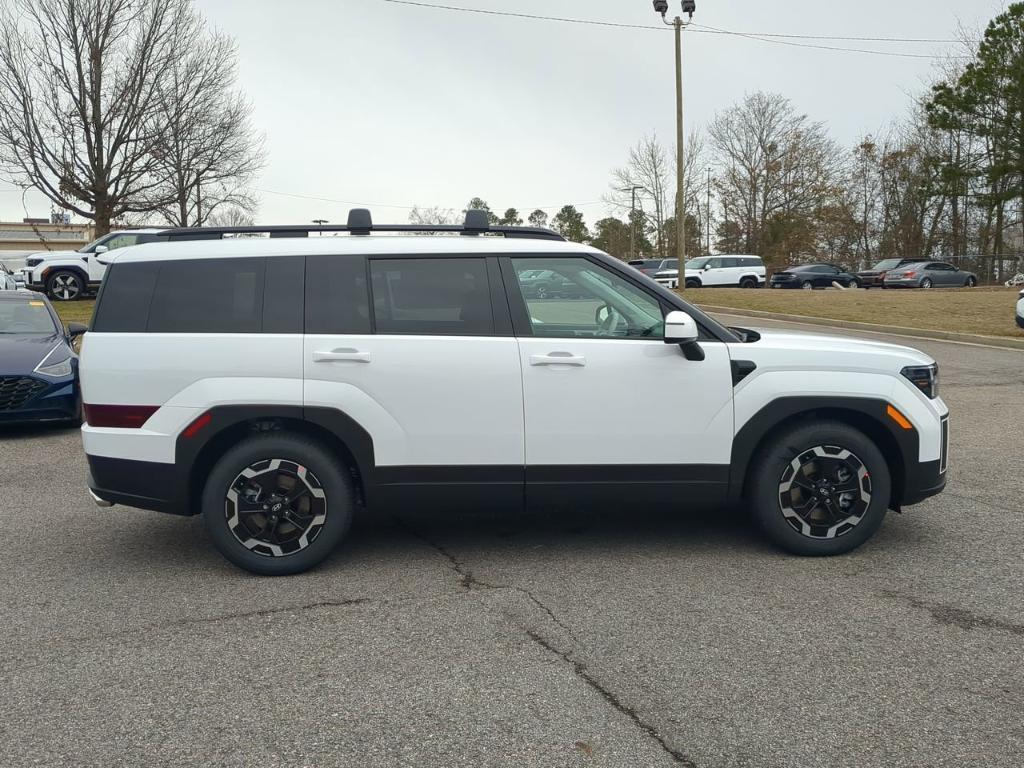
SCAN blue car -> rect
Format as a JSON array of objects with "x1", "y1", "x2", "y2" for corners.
[{"x1": 0, "y1": 290, "x2": 86, "y2": 425}]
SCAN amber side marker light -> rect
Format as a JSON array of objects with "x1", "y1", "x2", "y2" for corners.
[{"x1": 887, "y1": 404, "x2": 914, "y2": 430}]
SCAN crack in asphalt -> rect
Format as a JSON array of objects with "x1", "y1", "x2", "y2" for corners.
[
  {"x1": 390, "y1": 514, "x2": 583, "y2": 645},
  {"x1": 391, "y1": 514, "x2": 694, "y2": 764},
  {"x1": 524, "y1": 630, "x2": 697, "y2": 767},
  {"x1": 881, "y1": 591, "x2": 1024, "y2": 636}
]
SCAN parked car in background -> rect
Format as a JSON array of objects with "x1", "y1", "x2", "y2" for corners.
[
  {"x1": 0, "y1": 262, "x2": 17, "y2": 290},
  {"x1": 857, "y1": 258, "x2": 925, "y2": 289},
  {"x1": 770, "y1": 264, "x2": 862, "y2": 290},
  {"x1": 883, "y1": 262, "x2": 978, "y2": 289},
  {"x1": 655, "y1": 255, "x2": 765, "y2": 289},
  {"x1": 517, "y1": 269, "x2": 584, "y2": 299},
  {"x1": 0, "y1": 290, "x2": 85, "y2": 425},
  {"x1": 21, "y1": 228, "x2": 165, "y2": 301},
  {"x1": 1016, "y1": 290, "x2": 1024, "y2": 329},
  {"x1": 628, "y1": 258, "x2": 678, "y2": 277}
]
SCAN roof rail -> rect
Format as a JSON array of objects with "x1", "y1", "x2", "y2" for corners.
[{"x1": 157, "y1": 208, "x2": 566, "y2": 241}]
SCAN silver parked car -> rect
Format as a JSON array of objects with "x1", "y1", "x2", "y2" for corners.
[{"x1": 884, "y1": 261, "x2": 978, "y2": 289}]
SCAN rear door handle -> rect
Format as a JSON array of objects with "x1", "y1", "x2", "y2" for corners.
[
  {"x1": 530, "y1": 352, "x2": 586, "y2": 367},
  {"x1": 313, "y1": 348, "x2": 371, "y2": 363}
]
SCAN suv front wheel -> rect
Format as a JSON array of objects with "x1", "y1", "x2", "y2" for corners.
[
  {"x1": 747, "y1": 421, "x2": 891, "y2": 556},
  {"x1": 202, "y1": 433, "x2": 354, "y2": 575},
  {"x1": 47, "y1": 270, "x2": 84, "y2": 301}
]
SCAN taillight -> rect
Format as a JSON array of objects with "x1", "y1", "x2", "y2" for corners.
[
  {"x1": 903, "y1": 270, "x2": 917, "y2": 278},
  {"x1": 83, "y1": 404, "x2": 159, "y2": 428}
]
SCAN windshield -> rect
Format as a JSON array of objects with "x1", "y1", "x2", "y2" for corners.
[
  {"x1": 0, "y1": 300, "x2": 58, "y2": 334},
  {"x1": 685, "y1": 258, "x2": 710, "y2": 270},
  {"x1": 872, "y1": 259, "x2": 903, "y2": 270}
]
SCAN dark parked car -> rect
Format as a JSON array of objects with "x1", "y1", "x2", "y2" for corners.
[
  {"x1": 627, "y1": 258, "x2": 678, "y2": 277},
  {"x1": 0, "y1": 290, "x2": 86, "y2": 425},
  {"x1": 857, "y1": 258, "x2": 926, "y2": 289},
  {"x1": 883, "y1": 262, "x2": 979, "y2": 289},
  {"x1": 770, "y1": 264, "x2": 861, "y2": 290},
  {"x1": 517, "y1": 269, "x2": 585, "y2": 299}
]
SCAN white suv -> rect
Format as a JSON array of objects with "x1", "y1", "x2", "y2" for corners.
[
  {"x1": 655, "y1": 255, "x2": 766, "y2": 289},
  {"x1": 80, "y1": 211, "x2": 949, "y2": 575},
  {"x1": 22, "y1": 229, "x2": 165, "y2": 301}
]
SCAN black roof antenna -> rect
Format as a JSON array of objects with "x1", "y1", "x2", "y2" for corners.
[{"x1": 348, "y1": 208, "x2": 372, "y2": 235}]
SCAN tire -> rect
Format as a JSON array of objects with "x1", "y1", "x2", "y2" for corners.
[
  {"x1": 801, "y1": 281, "x2": 814, "y2": 290},
  {"x1": 739, "y1": 277, "x2": 757, "y2": 289},
  {"x1": 849, "y1": 278, "x2": 862, "y2": 289},
  {"x1": 535, "y1": 284, "x2": 549, "y2": 299},
  {"x1": 202, "y1": 433, "x2": 355, "y2": 576},
  {"x1": 921, "y1": 278, "x2": 933, "y2": 289},
  {"x1": 685, "y1": 278, "x2": 701, "y2": 289},
  {"x1": 46, "y1": 270, "x2": 84, "y2": 301},
  {"x1": 964, "y1": 276, "x2": 976, "y2": 288},
  {"x1": 747, "y1": 420, "x2": 891, "y2": 556}
]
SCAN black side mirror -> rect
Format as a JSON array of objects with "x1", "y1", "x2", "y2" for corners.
[{"x1": 67, "y1": 322, "x2": 88, "y2": 338}]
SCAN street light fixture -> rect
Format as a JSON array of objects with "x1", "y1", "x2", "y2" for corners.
[{"x1": 652, "y1": 0, "x2": 696, "y2": 289}]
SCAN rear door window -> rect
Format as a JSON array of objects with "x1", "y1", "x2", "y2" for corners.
[
  {"x1": 305, "y1": 255, "x2": 371, "y2": 334},
  {"x1": 369, "y1": 258, "x2": 494, "y2": 336}
]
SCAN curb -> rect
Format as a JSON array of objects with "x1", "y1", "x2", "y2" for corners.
[{"x1": 698, "y1": 305, "x2": 1024, "y2": 351}]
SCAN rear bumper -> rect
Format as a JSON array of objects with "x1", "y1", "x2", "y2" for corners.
[
  {"x1": 86, "y1": 455, "x2": 191, "y2": 515},
  {"x1": 883, "y1": 280, "x2": 918, "y2": 288}
]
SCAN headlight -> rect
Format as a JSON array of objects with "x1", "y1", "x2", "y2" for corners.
[
  {"x1": 34, "y1": 346, "x2": 74, "y2": 378},
  {"x1": 901, "y1": 364, "x2": 938, "y2": 399},
  {"x1": 25, "y1": 258, "x2": 42, "y2": 268}
]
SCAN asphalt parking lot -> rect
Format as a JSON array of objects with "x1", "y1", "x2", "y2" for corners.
[{"x1": 1, "y1": 316, "x2": 1022, "y2": 767}]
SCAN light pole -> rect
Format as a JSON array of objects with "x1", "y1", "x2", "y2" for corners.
[
  {"x1": 618, "y1": 185, "x2": 646, "y2": 260},
  {"x1": 706, "y1": 166, "x2": 712, "y2": 256},
  {"x1": 654, "y1": 0, "x2": 695, "y2": 290}
]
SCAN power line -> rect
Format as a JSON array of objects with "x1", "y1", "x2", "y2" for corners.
[{"x1": 380, "y1": 0, "x2": 975, "y2": 58}]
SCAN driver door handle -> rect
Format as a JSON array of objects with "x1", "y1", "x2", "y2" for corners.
[{"x1": 530, "y1": 352, "x2": 586, "y2": 367}]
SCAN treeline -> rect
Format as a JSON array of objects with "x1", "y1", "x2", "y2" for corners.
[{"x1": 425, "y1": 5, "x2": 1023, "y2": 282}]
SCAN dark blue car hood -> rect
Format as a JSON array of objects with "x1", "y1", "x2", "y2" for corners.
[{"x1": 0, "y1": 333, "x2": 67, "y2": 375}]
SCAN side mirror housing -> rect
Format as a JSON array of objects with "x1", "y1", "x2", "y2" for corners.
[
  {"x1": 93, "y1": 245, "x2": 108, "y2": 254},
  {"x1": 664, "y1": 310, "x2": 698, "y2": 344},
  {"x1": 67, "y1": 322, "x2": 88, "y2": 338}
]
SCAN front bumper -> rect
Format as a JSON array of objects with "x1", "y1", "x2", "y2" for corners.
[
  {"x1": 858, "y1": 274, "x2": 886, "y2": 287},
  {"x1": 0, "y1": 376, "x2": 78, "y2": 425}
]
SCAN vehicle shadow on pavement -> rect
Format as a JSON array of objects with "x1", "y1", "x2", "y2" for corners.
[{"x1": 0, "y1": 422, "x2": 80, "y2": 441}]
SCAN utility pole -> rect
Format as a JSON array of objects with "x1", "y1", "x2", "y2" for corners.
[
  {"x1": 654, "y1": 0, "x2": 696, "y2": 290},
  {"x1": 706, "y1": 166, "x2": 712, "y2": 255},
  {"x1": 618, "y1": 185, "x2": 645, "y2": 260}
]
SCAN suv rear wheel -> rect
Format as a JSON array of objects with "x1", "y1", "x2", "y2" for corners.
[
  {"x1": 47, "y1": 270, "x2": 84, "y2": 301},
  {"x1": 202, "y1": 433, "x2": 354, "y2": 575},
  {"x1": 747, "y1": 421, "x2": 891, "y2": 556}
]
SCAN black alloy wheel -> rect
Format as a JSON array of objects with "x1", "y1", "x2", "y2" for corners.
[
  {"x1": 203, "y1": 433, "x2": 354, "y2": 575},
  {"x1": 748, "y1": 421, "x2": 891, "y2": 556}
]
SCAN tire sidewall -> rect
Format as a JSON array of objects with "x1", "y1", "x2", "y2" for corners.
[
  {"x1": 749, "y1": 421, "x2": 891, "y2": 556},
  {"x1": 202, "y1": 434, "x2": 353, "y2": 576}
]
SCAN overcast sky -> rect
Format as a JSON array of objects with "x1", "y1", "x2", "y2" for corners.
[{"x1": 0, "y1": 0, "x2": 1001, "y2": 227}]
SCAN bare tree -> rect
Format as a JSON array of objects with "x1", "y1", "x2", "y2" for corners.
[
  {"x1": 409, "y1": 205, "x2": 457, "y2": 226},
  {"x1": 608, "y1": 131, "x2": 705, "y2": 258},
  {"x1": 207, "y1": 206, "x2": 255, "y2": 228},
  {"x1": 153, "y1": 28, "x2": 263, "y2": 227},
  {"x1": 709, "y1": 92, "x2": 843, "y2": 265},
  {"x1": 0, "y1": 0, "x2": 197, "y2": 235}
]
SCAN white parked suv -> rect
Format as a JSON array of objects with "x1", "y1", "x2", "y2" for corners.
[
  {"x1": 80, "y1": 211, "x2": 949, "y2": 575},
  {"x1": 22, "y1": 229, "x2": 165, "y2": 301},
  {"x1": 655, "y1": 255, "x2": 766, "y2": 289}
]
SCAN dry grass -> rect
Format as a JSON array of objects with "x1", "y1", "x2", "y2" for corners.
[
  {"x1": 53, "y1": 299, "x2": 95, "y2": 327},
  {"x1": 689, "y1": 286, "x2": 1024, "y2": 339}
]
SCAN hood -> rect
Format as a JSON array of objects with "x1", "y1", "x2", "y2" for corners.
[
  {"x1": 0, "y1": 333, "x2": 68, "y2": 375},
  {"x1": 731, "y1": 328, "x2": 933, "y2": 373}
]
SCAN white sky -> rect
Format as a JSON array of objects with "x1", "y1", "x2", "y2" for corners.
[{"x1": 0, "y1": 0, "x2": 999, "y2": 227}]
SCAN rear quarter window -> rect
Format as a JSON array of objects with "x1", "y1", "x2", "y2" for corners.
[{"x1": 92, "y1": 256, "x2": 304, "y2": 334}]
